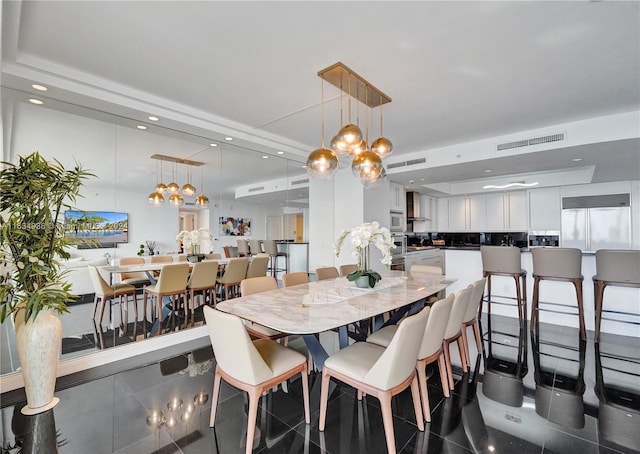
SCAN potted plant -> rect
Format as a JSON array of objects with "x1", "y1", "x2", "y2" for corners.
[
  {"x1": 177, "y1": 228, "x2": 212, "y2": 262},
  {"x1": 334, "y1": 221, "x2": 395, "y2": 288},
  {"x1": 0, "y1": 152, "x2": 92, "y2": 414}
]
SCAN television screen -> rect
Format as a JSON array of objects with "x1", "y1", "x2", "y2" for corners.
[{"x1": 64, "y1": 211, "x2": 128, "y2": 248}]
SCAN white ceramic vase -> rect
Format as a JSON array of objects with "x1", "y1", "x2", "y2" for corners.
[{"x1": 15, "y1": 310, "x2": 62, "y2": 415}]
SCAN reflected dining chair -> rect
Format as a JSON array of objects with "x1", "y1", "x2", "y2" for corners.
[
  {"x1": 367, "y1": 294, "x2": 454, "y2": 422},
  {"x1": 203, "y1": 306, "x2": 310, "y2": 454},
  {"x1": 118, "y1": 257, "x2": 150, "y2": 287},
  {"x1": 245, "y1": 254, "x2": 269, "y2": 279},
  {"x1": 461, "y1": 278, "x2": 486, "y2": 365},
  {"x1": 339, "y1": 264, "x2": 358, "y2": 277},
  {"x1": 88, "y1": 266, "x2": 137, "y2": 326},
  {"x1": 239, "y1": 276, "x2": 288, "y2": 342},
  {"x1": 143, "y1": 262, "x2": 190, "y2": 336},
  {"x1": 216, "y1": 257, "x2": 249, "y2": 300},
  {"x1": 319, "y1": 306, "x2": 430, "y2": 454},
  {"x1": 315, "y1": 267, "x2": 339, "y2": 281},
  {"x1": 186, "y1": 260, "x2": 219, "y2": 321},
  {"x1": 442, "y1": 285, "x2": 472, "y2": 389},
  {"x1": 282, "y1": 272, "x2": 310, "y2": 287}
]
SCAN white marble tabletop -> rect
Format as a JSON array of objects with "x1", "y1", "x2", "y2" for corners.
[
  {"x1": 216, "y1": 270, "x2": 456, "y2": 335},
  {"x1": 100, "y1": 258, "x2": 229, "y2": 274}
]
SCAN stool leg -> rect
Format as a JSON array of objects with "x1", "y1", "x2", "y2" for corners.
[
  {"x1": 486, "y1": 274, "x2": 492, "y2": 316},
  {"x1": 521, "y1": 273, "x2": 527, "y2": 321},
  {"x1": 594, "y1": 281, "x2": 605, "y2": 343},
  {"x1": 573, "y1": 278, "x2": 586, "y2": 341},
  {"x1": 514, "y1": 274, "x2": 523, "y2": 321},
  {"x1": 530, "y1": 276, "x2": 540, "y2": 332}
]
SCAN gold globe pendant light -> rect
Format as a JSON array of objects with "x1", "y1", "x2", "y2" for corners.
[
  {"x1": 148, "y1": 159, "x2": 166, "y2": 206},
  {"x1": 361, "y1": 166, "x2": 387, "y2": 189},
  {"x1": 181, "y1": 165, "x2": 196, "y2": 196},
  {"x1": 167, "y1": 162, "x2": 180, "y2": 194},
  {"x1": 155, "y1": 158, "x2": 167, "y2": 193},
  {"x1": 371, "y1": 94, "x2": 393, "y2": 158},
  {"x1": 335, "y1": 74, "x2": 363, "y2": 155},
  {"x1": 194, "y1": 166, "x2": 209, "y2": 208},
  {"x1": 352, "y1": 100, "x2": 383, "y2": 183},
  {"x1": 306, "y1": 79, "x2": 338, "y2": 179},
  {"x1": 169, "y1": 193, "x2": 184, "y2": 207},
  {"x1": 331, "y1": 89, "x2": 350, "y2": 157}
]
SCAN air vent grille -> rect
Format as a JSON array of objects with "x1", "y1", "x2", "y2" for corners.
[
  {"x1": 562, "y1": 193, "x2": 630, "y2": 209},
  {"x1": 291, "y1": 178, "x2": 309, "y2": 186},
  {"x1": 497, "y1": 133, "x2": 565, "y2": 151},
  {"x1": 247, "y1": 186, "x2": 265, "y2": 193},
  {"x1": 387, "y1": 158, "x2": 427, "y2": 169}
]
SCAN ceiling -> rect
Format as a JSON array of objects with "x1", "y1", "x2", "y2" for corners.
[{"x1": 1, "y1": 1, "x2": 639, "y2": 196}]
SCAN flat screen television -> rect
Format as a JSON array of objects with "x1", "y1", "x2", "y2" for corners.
[{"x1": 64, "y1": 211, "x2": 128, "y2": 248}]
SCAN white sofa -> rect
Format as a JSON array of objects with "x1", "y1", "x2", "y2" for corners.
[{"x1": 60, "y1": 256, "x2": 109, "y2": 298}]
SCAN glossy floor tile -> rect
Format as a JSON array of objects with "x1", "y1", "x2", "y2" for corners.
[{"x1": 1, "y1": 313, "x2": 638, "y2": 454}]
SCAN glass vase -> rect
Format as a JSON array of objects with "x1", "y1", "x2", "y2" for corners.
[{"x1": 358, "y1": 245, "x2": 370, "y2": 272}]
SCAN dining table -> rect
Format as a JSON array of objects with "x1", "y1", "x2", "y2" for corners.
[{"x1": 216, "y1": 270, "x2": 456, "y2": 371}]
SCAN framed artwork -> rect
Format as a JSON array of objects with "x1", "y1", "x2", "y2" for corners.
[{"x1": 219, "y1": 217, "x2": 251, "y2": 236}]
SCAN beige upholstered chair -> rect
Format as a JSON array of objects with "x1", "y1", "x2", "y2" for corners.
[
  {"x1": 216, "y1": 257, "x2": 249, "y2": 300},
  {"x1": 264, "y1": 240, "x2": 288, "y2": 277},
  {"x1": 480, "y1": 245, "x2": 527, "y2": 320},
  {"x1": 530, "y1": 247, "x2": 585, "y2": 339},
  {"x1": 245, "y1": 255, "x2": 269, "y2": 279},
  {"x1": 319, "y1": 306, "x2": 429, "y2": 454},
  {"x1": 186, "y1": 260, "x2": 218, "y2": 319},
  {"x1": 203, "y1": 306, "x2": 310, "y2": 454},
  {"x1": 315, "y1": 267, "x2": 339, "y2": 281},
  {"x1": 88, "y1": 266, "x2": 137, "y2": 325},
  {"x1": 237, "y1": 239, "x2": 250, "y2": 257},
  {"x1": 239, "y1": 276, "x2": 288, "y2": 342},
  {"x1": 282, "y1": 272, "x2": 310, "y2": 287},
  {"x1": 149, "y1": 254, "x2": 174, "y2": 278},
  {"x1": 593, "y1": 249, "x2": 640, "y2": 342},
  {"x1": 339, "y1": 264, "x2": 358, "y2": 277},
  {"x1": 461, "y1": 278, "x2": 486, "y2": 365},
  {"x1": 205, "y1": 253, "x2": 222, "y2": 260},
  {"x1": 249, "y1": 239, "x2": 263, "y2": 256},
  {"x1": 367, "y1": 294, "x2": 454, "y2": 422},
  {"x1": 409, "y1": 264, "x2": 442, "y2": 276},
  {"x1": 223, "y1": 246, "x2": 239, "y2": 258},
  {"x1": 176, "y1": 255, "x2": 188, "y2": 262},
  {"x1": 143, "y1": 263, "x2": 190, "y2": 336},
  {"x1": 118, "y1": 257, "x2": 150, "y2": 287},
  {"x1": 442, "y1": 286, "x2": 472, "y2": 389}
]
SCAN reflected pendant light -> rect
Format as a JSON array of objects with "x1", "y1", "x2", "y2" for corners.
[
  {"x1": 361, "y1": 166, "x2": 387, "y2": 189},
  {"x1": 194, "y1": 166, "x2": 209, "y2": 208},
  {"x1": 335, "y1": 74, "x2": 363, "y2": 154},
  {"x1": 167, "y1": 162, "x2": 179, "y2": 194},
  {"x1": 306, "y1": 79, "x2": 338, "y2": 179},
  {"x1": 371, "y1": 93, "x2": 393, "y2": 158},
  {"x1": 182, "y1": 165, "x2": 196, "y2": 196},
  {"x1": 148, "y1": 160, "x2": 166, "y2": 206}
]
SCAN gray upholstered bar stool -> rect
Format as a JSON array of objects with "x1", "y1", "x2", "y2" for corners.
[
  {"x1": 264, "y1": 240, "x2": 289, "y2": 278},
  {"x1": 249, "y1": 239, "x2": 263, "y2": 256},
  {"x1": 237, "y1": 239, "x2": 250, "y2": 257},
  {"x1": 480, "y1": 246, "x2": 527, "y2": 321},
  {"x1": 530, "y1": 247, "x2": 585, "y2": 340},
  {"x1": 593, "y1": 249, "x2": 640, "y2": 342}
]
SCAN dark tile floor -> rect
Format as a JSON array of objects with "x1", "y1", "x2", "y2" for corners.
[{"x1": 1, "y1": 313, "x2": 639, "y2": 454}]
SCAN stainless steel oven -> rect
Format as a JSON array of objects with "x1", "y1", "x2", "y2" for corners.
[
  {"x1": 390, "y1": 211, "x2": 405, "y2": 233},
  {"x1": 391, "y1": 234, "x2": 407, "y2": 271}
]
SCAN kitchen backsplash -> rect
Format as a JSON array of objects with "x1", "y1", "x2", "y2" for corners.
[{"x1": 407, "y1": 232, "x2": 528, "y2": 248}]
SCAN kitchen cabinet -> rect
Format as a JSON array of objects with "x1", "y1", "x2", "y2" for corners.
[
  {"x1": 468, "y1": 195, "x2": 486, "y2": 230},
  {"x1": 528, "y1": 187, "x2": 561, "y2": 230},
  {"x1": 447, "y1": 195, "x2": 486, "y2": 231},
  {"x1": 436, "y1": 198, "x2": 449, "y2": 231},
  {"x1": 484, "y1": 191, "x2": 528, "y2": 231},
  {"x1": 448, "y1": 196, "x2": 467, "y2": 230},
  {"x1": 390, "y1": 182, "x2": 406, "y2": 214}
]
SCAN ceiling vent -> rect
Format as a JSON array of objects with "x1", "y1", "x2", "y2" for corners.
[
  {"x1": 291, "y1": 178, "x2": 309, "y2": 186},
  {"x1": 497, "y1": 133, "x2": 565, "y2": 151},
  {"x1": 247, "y1": 186, "x2": 265, "y2": 193},
  {"x1": 387, "y1": 157, "x2": 427, "y2": 169}
]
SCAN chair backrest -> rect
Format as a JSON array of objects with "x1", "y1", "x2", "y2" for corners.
[
  {"x1": 187, "y1": 260, "x2": 219, "y2": 289},
  {"x1": 203, "y1": 306, "x2": 274, "y2": 386},
  {"x1": 219, "y1": 257, "x2": 249, "y2": 284},
  {"x1": 241, "y1": 276, "x2": 278, "y2": 296},
  {"x1": 339, "y1": 264, "x2": 358, "y2": 277},
  {"x1": 463, "y1": 278, "x2": 486, "y2": 324},
  {"x1": 155, "y1": 262, "x2": 190, "y2": 293},
  {"x1": 249, "y1": 239, "x2": 263, "y2": 255},
  {"x1": 409, "y1": 264, "x2": 442, "y2": 277},
  {"x1": 480, "y1": 246, "x2": 522, "y2": 274},
  {"x1": 419, "y1": 294, "x2": 454, "y2": 359},
  {"x1": 246, "y1": 255, "x2": 269, "y2": 278},
  {"x1": 119, "y1": 256, "x2": 145, "y2": 280},
  {"x1": 444, "y1": 286, "x2": 472, "y2": 339},
  {"x1": 532, "y1": 247, "x2": 582, "y2": 279},
  {"x1": 282, "y1": 272, "x2": 310, "y2": 287},
  {"x1": 315, "y1": 267, "x2": 339, "y2": 281},
  {"x1": 205, "y1": 253, "x2": 222, "y2": 260},
  {"x1": 237, "y1": 239, "x2": 250, "y2": 255},
  {"x1": 176, "y1": 255, "x2": 188, "y2": 262},
  {"x1": 364, "y1": 306, "x2": 431, "y2": 390},
  {"x1": 150, "y1": 255, "x2": 174, "y2": 264},
  {"x1": 595, "y1": 249, "x2": 640, "y2": 284},
  {"x1": 88, "y1": 266, "x2": 112, "y2": 295},
  {"x1": 263, "y1": 239, "x2": 279, "y2": 255}
]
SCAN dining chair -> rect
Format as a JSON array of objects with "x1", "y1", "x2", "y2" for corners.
[
  {"x1": 223, "y1": 246, "x2": 239, "y2": 258},
  {"x1": 409, "y1": 264, "x2": 442, "y2": 276},
  {"x1": 186, "y1": 260, "x2": 219, "y2": 321},
  {"x1": 442, "y1": 285, "x2": 472, "y2": 389},
  {"x1": 339, "y1": 264, "x2": 358, "y2": 277},
  {"x1": 118, "y1": 256, "x2": 150, "y2": 287},
  {"x1": 461, "y1": 278, "x2": 486, "y2": 365},
  {"x1": 203, "y1": 306, "x2": 310, "y2": 454},
  {"x1": 282, "y1": 272, "x2": 310, "y2": 287},
  {"x1": 249, "y1": 239, "x2": 263, "y2": 256},
  {"x1": 143, "y1": 262, "x2": 190, "y2": 336},
  {"x1": 319, "y1": 305, "x2": 430, "y2": 454},
  {"x1": 315, "y1": 267, "x2": 339, "y2": 281},
  {"x1": 237, "y1": 239, "x2": 250, "y2": 257},
  {"x1": 149, "y1": 254, "x2": 174, "y2": 278},
  {"x1": 367, "y1": 294, "x2": 454, "y2": 422},
  {"x1": 88, "y1": 266, "x2": 137, "y2": 325},
  {"x1": 205, "y1": 253, "x2": 222, "y2": 260},
  {"x1": 239, "y1": 276, "x2": 288, "y2": 342},
  {"x1": 216, "y1": 257, "x2": 249, "y2": 300},
  {"x1": 245, "y1": 255, "x2": 269, "y2": 279}
]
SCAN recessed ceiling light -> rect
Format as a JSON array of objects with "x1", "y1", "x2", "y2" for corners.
[
  {"x1": 28, "y1": 98, "x2": 44, "y2": 105},
  {"x1": 277, "y1": 151, "x2": 285, "y2": 155},
  {"x1": 262, "y1": 155, "x2": 269, "y2": 159},
  {"x1": 484, "y1": 169, "x2": 492, "y2": 173},
  {"x1": 209, "y1": 143, "x2": 218, "y2": 147},
  {"x1": 302, "y1": 165, "x2": 307, "y2": 169},
  {"x1": 224, "y1": 137, "x2": 233, "y2": 141},
  {"x1": 136, "y1": 125, "x2": 147, "y2": 130},
  {"x1": 419, "y1": 178, "x2": 425, "y2": 181},
  {"x1": 572, "y1": 158, "x2": 583, "y2": 162},
  {"x1": 148, "y1": 116, "x2": 159, "y2": 122},
  {"x1": 31, "y1": 84, "x2": 48, "y2": 92}
]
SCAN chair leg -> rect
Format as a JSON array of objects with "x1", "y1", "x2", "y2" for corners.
[
  {"x1": 416, "y1": 363, "x2": 431, "y2": 422},
  {"x1": 472, "y1": 320, "x2": 483, "y2": 357},
  {"x1": 410, "y1": 375, "x2": 424, "y2": 431},
  {"x1": 209, "y1": 370, "x2": 222, "y2": 427},
  {"x1": 460, "y1": 325, "x2": 470, "y2": 368},
  {"x1": 378, "y1": 391, "x2": 397, "y2": 454},
  {"x1": 244, "y1": 388, "x2": 261, "y2": 454},
  {"x1": 300, "y1": 370, "x2": 310, "y2": 424},
  {"x1": 319, "y1": 368, "x2": 331, "y2": 431},
  {"x1": 92, "y1": 295, "x2": 99, "y2": 318},
  {"x1": 457, "y1": 336, "x2": 468, "y2": 373},
  {"x1": 98, "y1": 297, "x2": 107, "y2": 325},
  {"x1": 443, "y1": 340, "x2": 454, "y2": 390},
  {"x1": 437, "y1": 353, "x2": 450, "y2": 398}
]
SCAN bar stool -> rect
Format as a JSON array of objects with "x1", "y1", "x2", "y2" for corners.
[
  {"x1": 264, "y1": 240, "x2": 289, "y2": 278},
  {"x1": 593, "y1": 249, "x2": 640, "y2": 342},
  {"x1": 480, "y1": 246, "x2": 527, "y2": 321},
  {"x1": 530, "y1": 247, "x2": 585, "y2": 340},
  {"x1": 249, "y1": 239, "x2": 263, "y2": 256},
  {"x1": 237, "y1": 239, "x2": 250, "y2": 257}
]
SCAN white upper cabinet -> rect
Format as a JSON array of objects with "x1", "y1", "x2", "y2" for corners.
[
  {"x1": 468, "y1": 195, "x2": 487, "y2": 231},
  {"x1": 437, "y1": 198, "x2": 449, "y2": 231},
  {"x1": 390, "y1": 182, "x2": 406, "y2": 214},
  {"x1": 508, "y1": 191, "x2": 528, "y2": 230},
  {"x1": 448, "y1": 196, "x2": 468, "y2": 230},
  {"x1": 528, "y1": 187, "x2": 561, "y2": 230},
  {"x1": 486, "y1": 193, "x2": 506, "y2": 230},
  {"x1": 483, "y1": 191, "x2": 528, "y2": 231}
]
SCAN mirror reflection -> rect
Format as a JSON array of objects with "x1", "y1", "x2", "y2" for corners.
[{"x1": 0, "y1": 86, "x2": 309, "y2": 376}]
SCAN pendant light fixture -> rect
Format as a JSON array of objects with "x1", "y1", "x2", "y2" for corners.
[
  {"x1": 335, "y1": 74, "x2": 363, "y2": 155},
  {"x1": 194, "y1": 166, "x2": 209, "y2": 208},
  {"x1": 167, "y1": 162, "x2": 180, "y2": 194},
  {"x1": 306, "y1": 78, "x2": 338, "y2": 179},
  {"x1": 155, "y1": 158, "x2": 167, "y2": 193},
  {"x1": 148, "y1": 159, "x2": 166, "y2": 206},
  {"x1": 371, "y1": 93, "x2": 393, "y2": 158},
  {"x1": 352, "y1": 91, "x2": 383, "y2": 182},
  {"x1": 181, "y1": 165, "x2": 196, "y2": 196}
]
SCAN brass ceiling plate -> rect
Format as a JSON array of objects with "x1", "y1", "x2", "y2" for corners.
[
  {"x1": 150, "y1": 154, "x2": 204, "y2": 166},
  {"x1": 318, "y1": 62, "x2": 392, "y2": 108}
]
